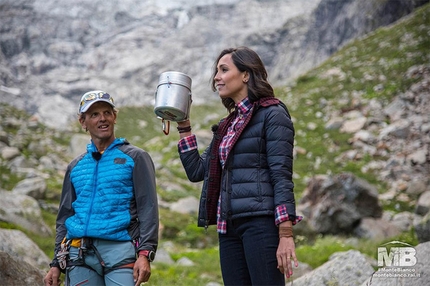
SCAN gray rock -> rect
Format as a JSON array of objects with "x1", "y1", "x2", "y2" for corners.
[
  {"x1": 153, "y1": 248, "x2": 174, "y2": 265},
  {"x1": 415, "y1": 213, "x2": 430, "y2": 243},
  {"x1": 169, "y1": 196, "x2": 199, "y2": 214},
  {"x1": 379, "y1": 119, "x2": 411, "y2": 139},
  {"x1": 301, "y1": 173, "x2": 382, "y2": 235},
  {"x1": 293, "y1": 250, "x2": 374, "y2": 286},
  {"x1": 360, "y1": 241, "x2": 430, "y2": 286},
  {"x1": 68, "y1": 133, "x2": 90, "y2": 158},
  {"x1": 407, "y1": 148, "x2": 429, "y2": 165},
  {"x1": 325, "y1": 117, "x2": 344, "y2": 130},
  {"x1": 0, "y1": 190, "x2": 52, "y2": 236},
  {"x1": 353, "y1": 217, "x2": 401, "y2": 240},
  {"x1": 0, "y1": 251, "x2": 45, "y2": 286},
  {"x1": 285, "y1": 261, "x2": 313, "y2": 282},
  {"x1": 383, "y1": 97, "x2": 406, "y2": 121},
  {"x1": 0, "y1": 229, "x2": 50, "y2": 271},
  {"x1": 176, "y1": 257, "x2": 195, "y2": 266},
  {"x1": 416, "y1": 191, "x2": 430, "y2": 216},
  {"x1": 1, "y1": 146, "x2": 20, "y2": 160},
  {"x1": 406, "y1": 179, "x2": 428, "y2": 197},
  {"x1": 391, "y1": 211, "x2": 415, "y2": 232},
  {"x1": 12, "y1": 177, "x2": 47, "y2": 199},
  {"x1": 7, "y1": 155, "x2": 35, "y2": 173},
  {"x1": 340, "y1": 117, "x2": 367, "y2": 133}
]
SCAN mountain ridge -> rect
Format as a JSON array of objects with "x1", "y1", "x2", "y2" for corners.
[{"x1": 1, "y1": 0, "x2": 428, "y2": 129}]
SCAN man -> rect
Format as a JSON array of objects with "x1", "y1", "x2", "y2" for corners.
[{"x1": 44, "y1": 90, "x2": 159, "y2": 286}]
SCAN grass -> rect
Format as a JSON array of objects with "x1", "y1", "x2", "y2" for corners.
[
  {"x1": 0, "y1": 165, "x2": 23, "y2": 190},
  {"x1": 149, "y1": 247, "x2": 222, "y2": 286}
]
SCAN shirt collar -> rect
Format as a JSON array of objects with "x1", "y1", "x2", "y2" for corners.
[{"x1": 236, "y1": 97, "x2": 253, "y2": 116}]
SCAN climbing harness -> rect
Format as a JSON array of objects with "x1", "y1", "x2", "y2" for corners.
[{"x1": 57, "y1": 237, "x2": 135, "y2": 274}]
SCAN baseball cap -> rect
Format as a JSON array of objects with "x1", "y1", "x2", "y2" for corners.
[{"x1": 79, "y1": 90, "x2": 115, "y2": 113}]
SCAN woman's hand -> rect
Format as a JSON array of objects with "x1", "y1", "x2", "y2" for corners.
[
  {"x1": 276, "y1": 221, "x2": 298, "y2": 278},
  {"x1": 276, "y1": 236, "x2": 298, "y2": 278}
]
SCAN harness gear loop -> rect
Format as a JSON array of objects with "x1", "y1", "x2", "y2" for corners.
[{"x1": 57, "y1": 238, "x2": 71, "y2": 270}]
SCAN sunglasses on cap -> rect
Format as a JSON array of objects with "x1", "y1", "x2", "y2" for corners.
[
  {"x1": 79, "y1": 91, "x2": 115, "y2": 113},
  {"x1": 80, "y1": 92, "x2": 114, "y2": 106}
]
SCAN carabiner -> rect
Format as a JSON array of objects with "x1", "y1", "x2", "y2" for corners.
[{"x1": 162, "y1": 118, "x2": 170, "y2": 135}]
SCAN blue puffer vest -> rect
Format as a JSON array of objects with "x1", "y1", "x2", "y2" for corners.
[{"x1": 65, "y1": 138, "x2": 134, "y2": 241}]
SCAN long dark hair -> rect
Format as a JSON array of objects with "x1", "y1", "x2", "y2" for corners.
[{"x1": 211, "y1": 46, "x2": 275, "y2": 112}]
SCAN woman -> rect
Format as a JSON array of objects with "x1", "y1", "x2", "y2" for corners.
[{"x1": 177, "y1": 46, "x2": 301, "y2": 285}]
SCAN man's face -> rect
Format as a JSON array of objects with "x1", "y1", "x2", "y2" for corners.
[{"x1": 79, "y1": 102, "x2": 116, "y2": 142}]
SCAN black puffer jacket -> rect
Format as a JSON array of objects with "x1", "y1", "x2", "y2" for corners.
[{"x1": 179, "y1": 98, "x2": 297, "y2": 228}]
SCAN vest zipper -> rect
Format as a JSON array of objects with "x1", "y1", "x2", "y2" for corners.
[{"x1": 84, "y1": 158, "x2": 99, "y2": 236}]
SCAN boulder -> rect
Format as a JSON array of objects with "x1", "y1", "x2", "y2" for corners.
[
  {"x1": 12, "y1": 177, "x2": 47, "y2": 199},
  {"x1": 292, "y1": 250, "x2": 374, "y2": 286},
  {"x1": 0, "y1": 229, "x2": 51, "y2": 270},
  {"x1": 353, "y1": 217, "x2": 401, "y2": 240},
  {"x1": 361, "y1": 241, "x2": 430, "y2": 286},
  {"x1": 415, "y1": 191, "x2": 430, "y2": 216},
  {"x1": 0, "y1": 190, "x2": 52, "y2": 236},
  {"x1": 415, "y1": 213, "x2": 430, "y2": 243},
  {"x1": 0, "y1": 251, "x2": 45, "y2": 286},
  {"x1": 169, "y1": 196, "x2": 199, "y2": 214},
  {"x1": 300, "y1": 173, "x2": 382, "y2": 235}
]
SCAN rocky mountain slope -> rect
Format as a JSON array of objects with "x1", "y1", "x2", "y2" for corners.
[{"x1": 1, "y1": 0, "x2": 428, "y2": 129}]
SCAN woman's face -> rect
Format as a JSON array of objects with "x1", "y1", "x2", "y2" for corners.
[{"x1": 214, "y1": 53, "x2": 248, "y2": 103}]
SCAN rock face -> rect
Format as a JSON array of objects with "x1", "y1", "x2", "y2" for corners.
[{"x1": 0, "y1": 0, "x2": 427, "y2": 129}]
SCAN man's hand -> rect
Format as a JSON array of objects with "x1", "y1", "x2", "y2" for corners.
[
  {"x1": 133, "y1": 255, "x2": 151, "y2": 286},
  {"x1": 44, "y1": 267, "x2": 61, "y2": 286}
]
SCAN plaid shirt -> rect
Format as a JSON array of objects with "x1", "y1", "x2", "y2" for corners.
[
  {"x1": 178, "y1": 97, "x2": 302, "y2": 233},
  {"x1": 219, "y1": 97, "x2": 252, "y2": 166}
]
